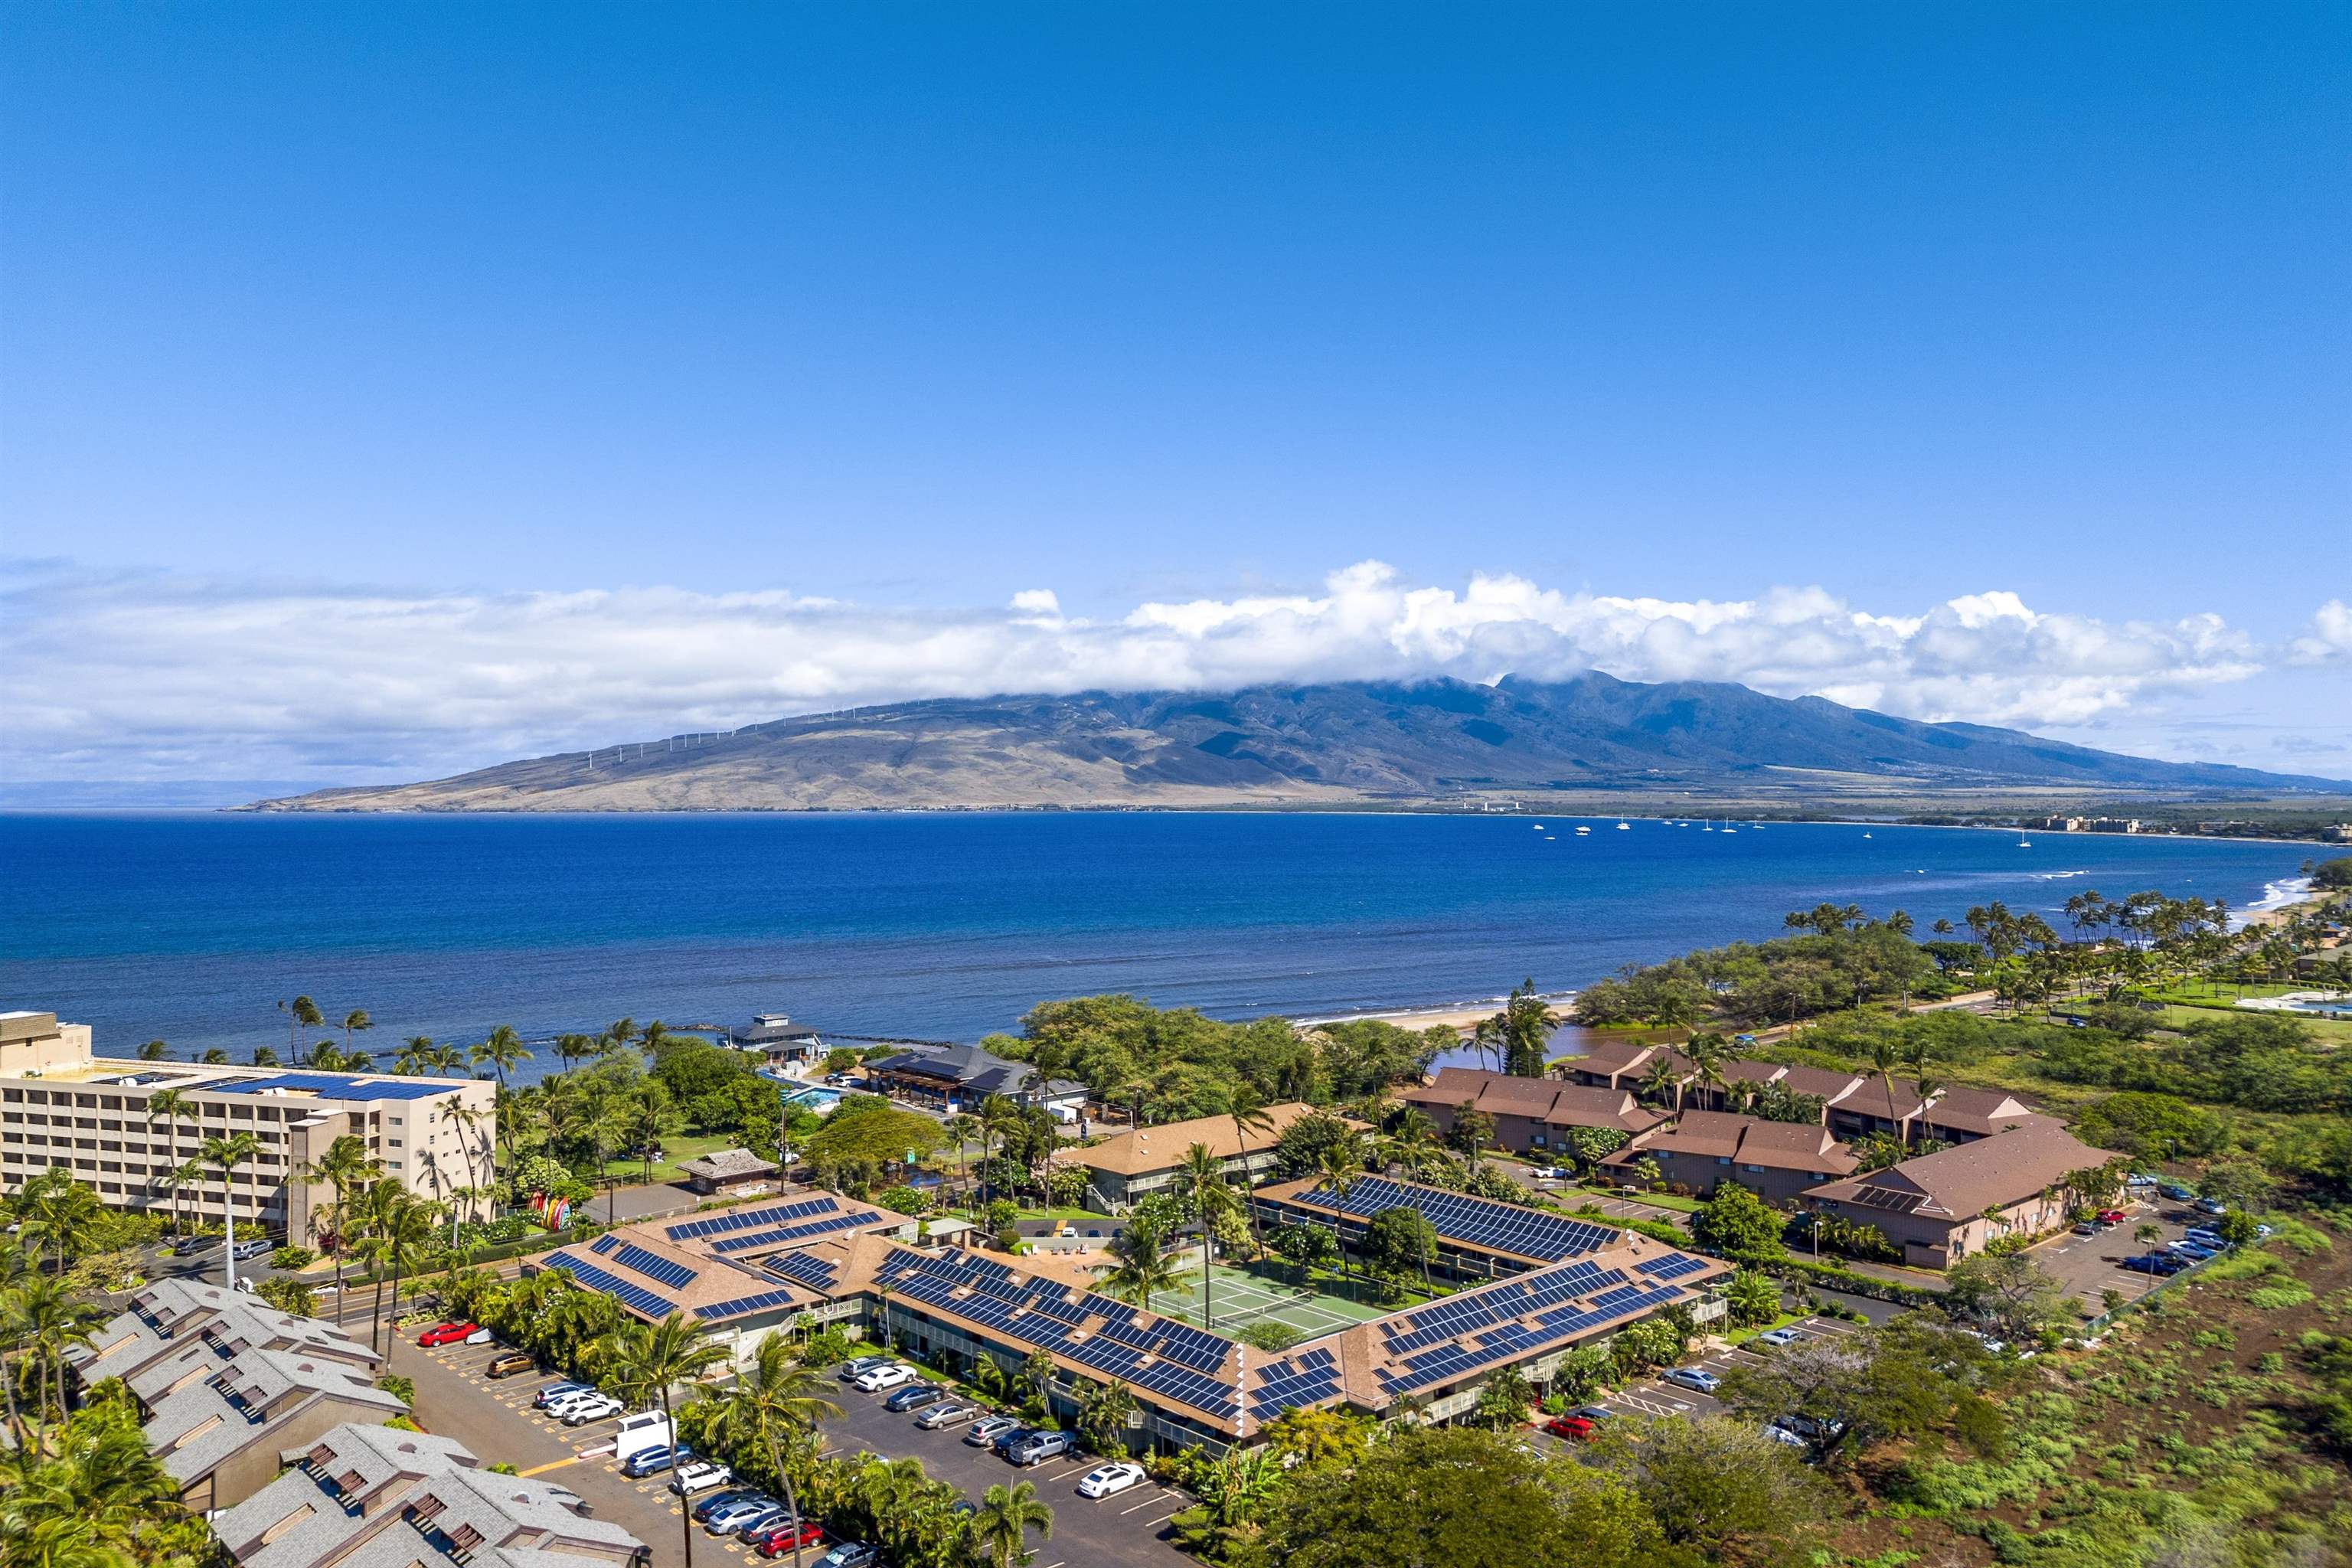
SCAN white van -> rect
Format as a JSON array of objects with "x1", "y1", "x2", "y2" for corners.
[{"x1": 610, "y1": 1410, "x2": 675, "y2": 1466}]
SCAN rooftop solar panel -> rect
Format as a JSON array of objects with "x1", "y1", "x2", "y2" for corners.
[
  {"x1": 590, "y1": 1233, "x2": 622, "y2": 1256},
  {"x1": 709, "y1": 1209, "x2": 874, "y2": 1255},
  {"x1": 699, "y1": 1288, "x2": 801, "y2": 1321},
  {"x1": 761, "y1": 1251, "x2": 839, "y2": 1292},
  {"x1": 666, "y1": 1195, "x2": 841, "y2": 1243},
  {"x1": 1635, "y1": 1253, "x2": 1709, "y2": 1280},
  {"x1": 207, "y1": 1072, "x2": 454, "y2": 1102},
  {"x1": 1284, "y1": 1177, "x2": 1613, "y2": 1262},
  {"x1": 542, "y1": 1251, "x2": 678, "y2": 1321},
  {"x1": 613, "y1": 1244, "x2": 699, "y2": 1289}
]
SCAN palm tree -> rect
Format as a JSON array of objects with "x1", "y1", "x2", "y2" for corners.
[
  {"x1": 280, "y1": 995, "x2": 322, "y2": 1059},
  {"x1": 1176, "y1": 1143, "x2": 1239, "y2": 1329},
  {"x1": 704, "y1": 1335, "x2": 841, "y2": 1568},
  {"x1": 165, "y1": 1159, "x2": 205, "y2": 1242},
  {"x1": 1683, "y1": 1033, "x2": 1731, "y2": 1112},
  {"x1": 596, "y1": 1315, "x2": 730, "y2": 1568},
  {"x1": 341, "y1": 1008, "x2": 374, "y2": 1055},
  {"x1": 473, "y1": 1024, "x2": 531, "y2": 1093},
  {"x1": 7, "y1": 1270, "x2": 106, "y2": 1424},
  {"x1": 1225, "y1": 1086, "x2": 1278, "y2": 1256},
  {"x1": 977, "y1": 1093, "x2": 1021, "y2": 1200},
  {"x1": 1638, "y1": 1056, "x2": 1684, "y2": 1112},
  {"x1": 942, "y1": 1114, "x2": 982, "y2": 1214},
  {"x1": 199, "y1": 1131, "x2": 260, "y2": 1289},
  {"x1": 295, "y1": 1133, "x2": 377, "y2": 1299},
  {"x1": 1468, "y1": 1016, "x2": 1505, "y2": 1075},
  {"x1": 143, "y1": 1089, "x2": 198, "y2": 1230},
  {"x1": 1868, "y1": 1040, "x2": 1904, "y2": 1140},
  {"x1": 971, "y1": 1479, "x2": 1055, "y2": 1568},
  {"x1": 1101, "y1": 1225, "x2": 1184, "y2": 1316}
]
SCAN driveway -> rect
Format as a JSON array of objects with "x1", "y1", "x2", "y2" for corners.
[
  {"x1": 820, "y1": 1377, "x2": 1192, "y2": 1568},
  {"x1": 1524, "y1": 1313, "x2": 1866, "y2": 1453}
]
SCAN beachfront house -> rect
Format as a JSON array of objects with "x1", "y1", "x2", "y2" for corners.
[
  {"x1": 861, "y1": 1041, "x2": 1089, "y2": 1122},
  {"x1": 727, "y1": 1011, "x2": 825, "y2": 1068}
]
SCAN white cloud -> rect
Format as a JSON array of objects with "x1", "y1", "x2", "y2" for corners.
[
  {"x1": 2288, "y1": 599, "x2": 2352, "y2": 665},
  {"x1": 0, "y1": 559, "x2": 2318, "y2": 784}
]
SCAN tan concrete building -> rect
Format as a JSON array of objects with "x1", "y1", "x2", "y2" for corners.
[
  {"x1": 1804, "y1": 1119, "x2": 2123, "y2": 1269},
  {"x1": 1062, "y1": 1102, "x2": 1338, "y2": 1211},
  {"x1": 0, "y1": 1011, "x2": 494, "y2": 1247}
]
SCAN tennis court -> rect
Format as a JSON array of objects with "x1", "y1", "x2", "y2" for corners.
[{"x1": 1151, "y1": 1263, "x2": 1396, "y2": 1340}]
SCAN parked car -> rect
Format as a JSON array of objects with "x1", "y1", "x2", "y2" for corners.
[
  {"x1": 693, "y1": 1490, "x2": 764, "y2": 1523},
  {"x1": 1530, "y1": 1165, "x2": 1572, "y2": 1181},
  {"x1": 2158, "y1": 1183, "x2": 2195, "y2": 1201},
  {"x1": 671, "y1": 1460, "x2": 733, "y2": 1496},
  {"x1": 2122, "y1": 1254, "x2": 2184, "y2": 1276},
  {"x1": 1543, "y1": 1414, "x2": 1597, "y2": 1440},
  {"x1": 854, "y1": 1364, "x2": 917, "y2": 1393},
  {"x1": 1762, "y1": 1423, "x2": 1808, "y2": 1449},
  {"x1": 750, "y1": 1521, "x2": 826, "y2": 1558},
  {"x1": 620, "y1": 1445, "x2": 688, "y2": 1478},
  {"x1": 1753, "y1": 1328, "x2": 1803, "y2": 1349},
  {"x1": 966, "y1": 1416, "x2": 1022, "y2": 1446},
  {"x1": 2194, "y1": 1197, "x2": 2230, "y2": 1217},
  {"x1": 1568, "y1": 1405, "x2": 1614, "y2": 1424},
  {"x1": 172, "y1": 1235, "x2": 221, "y2": 1256},
  {"x1": 485, "y1": 1351, "x2": 537, "y2": 1379},
  {"x1": 1076, "y1": 1461, "x2": 1147, "y2": 1498},
  {"x1": 534, "y1": 1380, "x2": 593, "y2": 1409},
  {"x1": 2167, "y1": 1241, "x2": 2219, "y2": 1262},
  {"x1": 835, "y1": 1355, "x2": 894, "y2": 1382},
  {"x1": 703, "y1": 1498, "x2": 784, "y2": 1537},
  {"x1": 2096, "y1": 1209, "x2": 2127, "y2": 1226},
  {"x1": 230, "y1": 1238, "x2": 274, "y2": 1261},
  {"x1": 560, "y1": 1393, "x2": 624, "y2": 1425},
  {"x1": 913, "y1": 1402, "x2": 978, "y2": 1431},
  {"x1": 811, "y1": 1545, "x2": 879, "y2": 1568},
  {"x1": 417, "y1": 1321, "x2": 482, "y2": 1348},
  {"x1": 1771, "y1": 1413, "x2": 1843, "y2": 1442},
  {"x1": 2184, "y1": 1227, "x2": 2226, "y2": 1249},
  {"x1": 1660, "y1": 1367, "x2": 1720, "y2": 1394},
  {"x1": 883, "y1": 1383, "x2": 947, "y2": 1412},
  {"x1": 461, "y1": 1326, "x2": 494, "y2": 1345},
  {"x1": 1008, "y1": 1431, "x2": 1075, "y2": 1467},
  {"x1": 2072, "y1": 1222, "x2": 2101, "y2": 1236},
  {"x1": 2125, "y1": 1172, "x2": 2158, "y2": 1188}
]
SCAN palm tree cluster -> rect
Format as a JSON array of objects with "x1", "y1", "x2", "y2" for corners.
[{"x1": 0, "y1": 1375, "x2": 213, "y2": 1568}]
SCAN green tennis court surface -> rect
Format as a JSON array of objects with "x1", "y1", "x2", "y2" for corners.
[{"x1": 1150, "y1": 1263, "x2": 1396, "y2": 1339}]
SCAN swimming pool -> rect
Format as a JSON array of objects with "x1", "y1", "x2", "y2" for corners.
[{"x1": 782, "y1": 1085, "x2": 844, "y2": 1111}]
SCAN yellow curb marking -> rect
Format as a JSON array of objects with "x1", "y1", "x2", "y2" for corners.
[{"x1": 518, "y1": 1457, "x2": 582, "y2": 1477}]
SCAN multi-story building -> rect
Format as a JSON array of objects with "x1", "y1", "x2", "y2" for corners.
[{"x1": 0, "y1": 1010, "x2": 495, "y2": 1248}]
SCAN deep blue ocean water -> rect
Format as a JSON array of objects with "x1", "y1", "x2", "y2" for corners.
[{"x1": 0, "y1": 812, "x2": 2314, "y2": 1083}]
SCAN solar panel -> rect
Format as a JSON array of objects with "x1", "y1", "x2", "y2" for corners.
[
  {"x1": 699, "y1": 1288, "x2": 802, "y2": 1321},
  {"x1": 1284, "y1": 1177, "x2": 1614, "y2": 1262},
  {"x1": 541, "y1": 1251, "x2": 678, "y2": 1321},
  {"x1": 762, "y1": 1251, "x2": 838, "y2": 1292},
  {"x1": 613, "y1": 1244, "x2": 698, "y2": 1289},
  {"x1": 207, "y1": 1072, "x2": 453, "y2": 1102},
  {"x1": 589, "y1": 1233, "x2": 622, "y2": 1256},
  {"x1": 666, "y1": 1195, "x2": 841, "y2": 1243},
  {"x1": 709, "y1": 1209, "x2": 874, "y2": 1255},
  {"x1": 1635, "y1": 1253, "x2": 1708, "y2": 1280}
]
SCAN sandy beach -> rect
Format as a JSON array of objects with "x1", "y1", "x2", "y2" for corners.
[{"x1": 1296, "y1": 995, "x2": 1576, "y2": 1034}]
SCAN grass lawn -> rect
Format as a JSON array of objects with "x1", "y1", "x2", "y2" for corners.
[
  {"x1": 592, "y1": 1132, "x2": 740, "y2": 1185},
  {"x1": 1721, "y1": 1309, "x2": 1803, "y2": 1346}
]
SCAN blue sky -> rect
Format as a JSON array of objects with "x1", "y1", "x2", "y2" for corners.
[{"x1": 3, "y1": 3, "x2": 2347, "y2": 789}]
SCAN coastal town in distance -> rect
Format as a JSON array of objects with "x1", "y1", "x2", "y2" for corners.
[{"x1": 9, "y1": 6, "x2": 2352, "y2": 1568}]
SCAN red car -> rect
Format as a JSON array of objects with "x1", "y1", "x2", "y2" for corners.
[
  {"x1": 1544, "y1": 1414, "x2": 1598, "y2": 1441},
  {"x1": 417, "y1": 1321, "x2": 482, "y2": 1348},
  {"x1": 751, "y1": 1521, "x2": 825, "y2": 1557},
  {"x1": 2096, "y1": 1210, "x2": 2127, "y2": 1227}
]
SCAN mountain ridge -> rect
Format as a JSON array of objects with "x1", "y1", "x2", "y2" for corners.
[{"x1": 244, "y1": 673, "x2": 2347, "y2": 812}]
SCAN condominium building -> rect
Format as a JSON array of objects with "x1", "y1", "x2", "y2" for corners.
[{"x1": 0, "y1": 1010, "x2": 495, "y2": 1248}]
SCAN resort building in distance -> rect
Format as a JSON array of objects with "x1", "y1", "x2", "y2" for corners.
[{"x1": 0, "y1": 1010, "x2": 494, "y2": 1249}]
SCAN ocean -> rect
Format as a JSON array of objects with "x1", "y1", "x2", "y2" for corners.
[{"x1": 0, "y1": 811, "x2": 2314, "y2": 1084}]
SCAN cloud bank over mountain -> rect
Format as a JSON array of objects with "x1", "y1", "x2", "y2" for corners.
[{"x1": 2, "y1": 558, "x2": 2336, "y2": 786}]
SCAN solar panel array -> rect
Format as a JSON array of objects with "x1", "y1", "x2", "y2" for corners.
[
  {"x1": 1635, "y1": 1253, "x2": 1708, "y2": 1281},
  {"x1": 590, "y1": 1233, "x2": 623, "y2": 1256},
  {"x1": 762, "y1": 1251, "x2": 839, "y2": 1292},
  {"x1": 710, "y1": 1209, "x2": 875, "y2": 1255},
  {"x1": 666, "y1": 1194, "x2": 844, "y2": 1243},
  {"x1": 699, "y1": 1285, "x2": 802, "y2": 1322},
  {"x1": 207, "y1": 1072, "x2": 453, "y2": 1102},
  {"x1": 1249, "y1": 1346, "x2": 1341, "y2": 1422},
  {"x1": 1285, "y1": 1177, "x2": 1615, "y2": 1262},
  {"x1": 873, "y1": 1249, "x2": 1241, "y2": 1423},
  {"x1": 1371, "y1": 1265, "x2": 1690, "y2": 1396},
  {"x1": 542, "y1": 1250, "x2": 677, "y2": 1320},
  {"x1": 613, "y1": 1244, "x2": 699, "y2": 1289}
]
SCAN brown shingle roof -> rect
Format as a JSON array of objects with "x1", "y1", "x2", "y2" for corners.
[
  {"x1": 1602, "y1": 1111, "x2": 1857, "y2": 1176},
  {"x1": 1394, "y1": 1070, "x2": 1668, "y2": 1135},
  {"x1": 676, "y1": 1148, "x2": 780, "y2": 1181},
  {"x1": 1070, "y1": 1102, "x2": 1331, "y2": 1177},
  {"x1": 1922, "y1": 1086, "x2": 2043, "y2": 1137},
  {"x1": 1805, "y1": 1120, "x2": 2118, "y2": 1221}
]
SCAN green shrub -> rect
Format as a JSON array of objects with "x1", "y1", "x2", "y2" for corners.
[{"x1": 267, "y1": 1244, "x2": 315, "y2": 1269}]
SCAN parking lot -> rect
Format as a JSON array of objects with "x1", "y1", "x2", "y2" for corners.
[
  {"x1": 820, "y1": 1376, "x2": 1193, "y2": 1568},
  {"x1": 2031, "y1": 1195, "x2": 2208, "y2": 1315},
  {"x1": 377, "y1": 1313, "x2": 1192, "y2": 1568}
]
